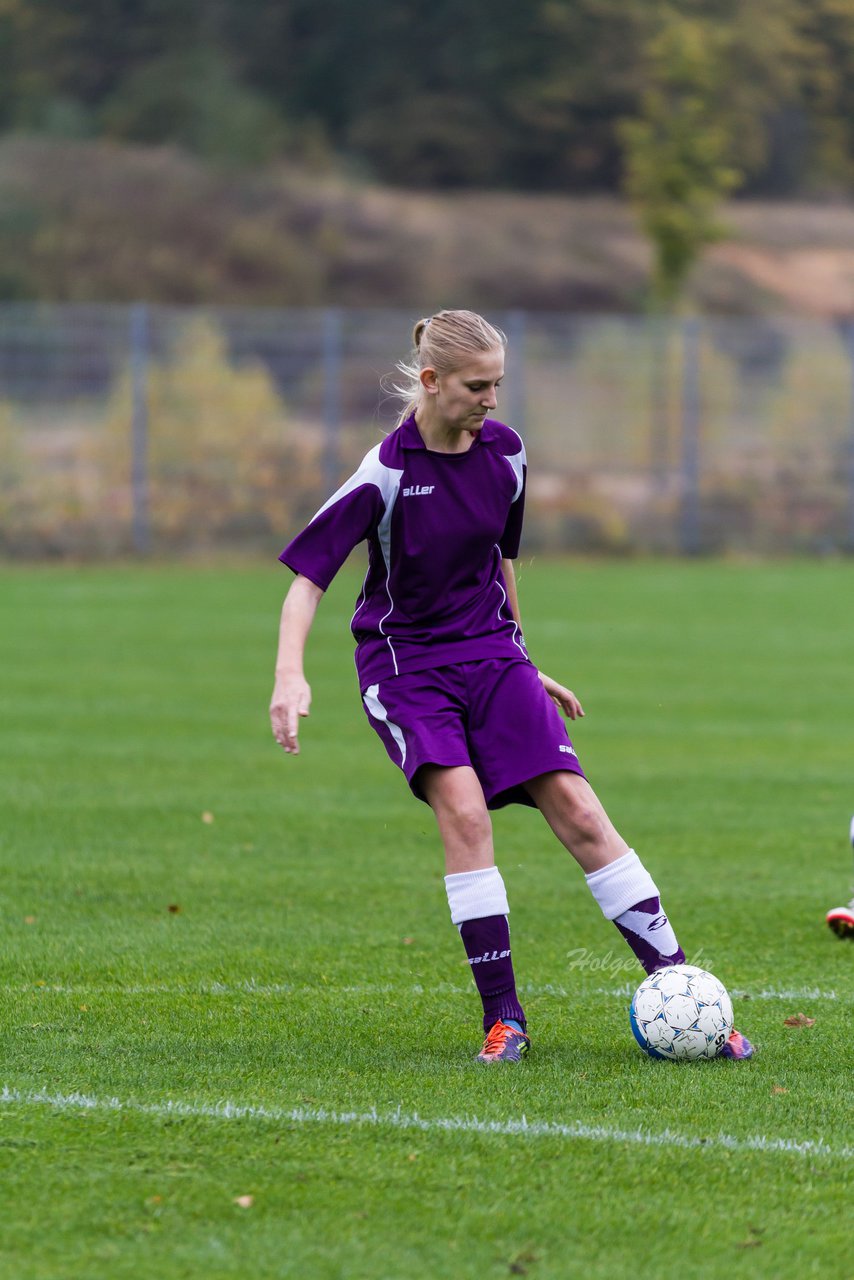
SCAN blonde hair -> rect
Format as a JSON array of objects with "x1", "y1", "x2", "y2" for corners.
[{"x1": 390, "y1": 309, "x2": 507, "y2": 425}]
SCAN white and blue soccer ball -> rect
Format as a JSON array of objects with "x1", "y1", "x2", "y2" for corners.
[{"x1": 629, "y1": 964, "x2": 733, "y2": 1061}]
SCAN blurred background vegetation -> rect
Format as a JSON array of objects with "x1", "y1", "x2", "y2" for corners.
[
  {"x1": 4, "y1": 0, "x2": 854, "y2": 559},
  {"x1": 5, "y1": 0, "x2": 854, "y2": 193},
  {"x1": 4, "y1": 0, "x2": 854, "y2": 311}
]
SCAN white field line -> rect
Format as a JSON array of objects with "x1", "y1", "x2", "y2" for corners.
[
  {"x1": 1, "y1": 1084, "x2": 851, "y2": 1163},
  {"x1": 5, "y1": 981, "x2": 848, "y2": 1002}
]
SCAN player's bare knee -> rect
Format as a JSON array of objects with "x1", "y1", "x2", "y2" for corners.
[
  {"x1": 441, "y1": 800, "x2": 492, "y2": 849},
  {"x1": 573, "y1": 804, "x2": 609, "y2": 846},
  {"x1": 554, "y1": 784, "x2": 608, "y2": 846}
]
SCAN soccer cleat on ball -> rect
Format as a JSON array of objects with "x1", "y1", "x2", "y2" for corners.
[
  {"x1": 629, "y1": 964, "x2": 734, "y2": 1061},
  {"x1": 719, "y1": 1028, "x2": 755, "y2": 1060},
  {"x1": 476, "y1": 1019, "x2": 531, "y2": 1063},
  {"x1": 826, "y1": 901, "x2": 854, "y2": 939}
]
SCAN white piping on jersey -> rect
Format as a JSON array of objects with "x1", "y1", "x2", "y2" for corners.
[
  {"x1": 333, "y1": 435, "x2": 526, "y2": 676},
  {"x1": 494, "y1": 545, "x2": 528, "y2": 657},
  {"x1": 324, "y1": 443, "x2": 402, "y2": 673},
  {"x1": 363, "y1": 684, "x2": 407, "y2": 766},
  {"x1": 349, "y1": 565, "x2": 370, "y2": 636},
  {"x1": 494, "y1": 431, "x2": 526, "y2": 655},
  {"x1": 375, "y1": 477, "x2": 402, "y2": 675},
  {"x1": 502, "y1": 429, "x2": 526, "y2": 502}
]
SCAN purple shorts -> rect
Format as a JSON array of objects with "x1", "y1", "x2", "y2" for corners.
[{"x1": 361, "y1": 658, "x2": 586, "y2": 810}]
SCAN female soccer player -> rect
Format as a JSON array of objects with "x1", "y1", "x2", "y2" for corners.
[{"x1": 270, "y1": 309, "x2": 754, "y2": 1063}]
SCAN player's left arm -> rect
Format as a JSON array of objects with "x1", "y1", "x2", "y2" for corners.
[{"x1": 501, "y1": 557, "x2": 585, "y2": 722}]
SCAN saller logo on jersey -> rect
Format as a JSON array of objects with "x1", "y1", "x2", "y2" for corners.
[{"x1": 402, "y1": 485, "x2": 435, "y2": 497}]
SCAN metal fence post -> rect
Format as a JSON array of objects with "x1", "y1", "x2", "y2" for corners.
[
  {"x1": 679, "y1": 316, "x2": 702, "y2": 555},
  {"x1": 504, "y1": 309, "x2": 527, "y2": 432},
  {"x1": 650, "y1": 314, "x2": 672, "y2": 493},
  {"x1": 130, "y1": 303, "x2": 150, "y2": 555},
  {"x1": 323, "y1": 307, "x2": 342, "y2": 495}
]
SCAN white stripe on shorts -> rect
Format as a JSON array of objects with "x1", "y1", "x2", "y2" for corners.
[{"x1": 363, "y1": 684, "x2": 407, "y2": 767}]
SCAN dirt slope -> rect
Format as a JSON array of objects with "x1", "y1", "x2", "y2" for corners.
[{"x1": 3, "y1": 137, "x2": 854, "y2": 314}]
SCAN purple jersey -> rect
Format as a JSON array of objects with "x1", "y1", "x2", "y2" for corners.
[{"x1": 279, "y1": 414, "x2": 529, "y2": 688}]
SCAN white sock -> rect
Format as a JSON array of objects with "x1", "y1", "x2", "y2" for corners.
[
  {"x1": 444, "y1": 866, "x2": 509, "y2": 926},
  {"x1": 584, "y1": 849, "x2": 657, "y2": 921},
  {"x1": 586, "y1": 850, "x2": 682, "y2": 968}
]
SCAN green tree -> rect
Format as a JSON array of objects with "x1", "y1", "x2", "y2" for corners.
[
  {"x1": 621, "y1": 14, "x2": 741, "y2": 310},
  {"x1": 795, "y1": 0, "x2": 854, "y2": 189},
  {"x1": 99, "y1": 46, "x2": 286, "y2": 167}
]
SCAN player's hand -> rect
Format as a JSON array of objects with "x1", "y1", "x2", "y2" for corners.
[
  {"x1": 270, "y1": 674, "x2": 312, "y2": 755},
  {"x1": 538, "y1": 671, "x2": 585, "y2": 720}
]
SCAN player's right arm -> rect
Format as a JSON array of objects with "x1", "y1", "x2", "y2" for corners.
[
  {"x1": 270, "y1": 574, "x2": 325, "y2": 755},
  {"x1": 273, "y1": 447, "x2": 388, "y2": 755}
]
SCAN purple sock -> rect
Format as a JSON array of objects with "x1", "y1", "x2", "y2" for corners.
[
  {"x1": 459, "y1": 915, "x2": 526, "y2": 1033},
  {"x1": 614, "y1": 895, "x2": 685, "y2": 975}
]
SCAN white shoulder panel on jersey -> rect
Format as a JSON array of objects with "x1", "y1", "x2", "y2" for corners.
[
  {"x1": 309, "y1": 443, "x2": 404, "y2": 527},
  {"x1": 502, "y1": 428, "x2": 526, "y2": 502}
]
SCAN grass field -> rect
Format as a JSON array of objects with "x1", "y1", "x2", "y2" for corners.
[{"x1": 1, "y1": 558, "x2": 852, "y2": 1280}]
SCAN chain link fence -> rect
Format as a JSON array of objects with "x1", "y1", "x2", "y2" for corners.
[{"x1": 1, "y1": 303, "x2": 854, "y2": 557}]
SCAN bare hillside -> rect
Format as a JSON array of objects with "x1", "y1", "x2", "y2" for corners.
[{"x1": 3, "y1": 137, "x2": 854, "y2": 314}]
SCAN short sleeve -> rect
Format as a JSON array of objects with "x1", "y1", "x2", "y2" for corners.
[
  {"x1": 279, "y1": 481, "x2": 384, "y2": 591},
  {"x1": 498, "y1": 437, "x2": 527, "y2": 559}
]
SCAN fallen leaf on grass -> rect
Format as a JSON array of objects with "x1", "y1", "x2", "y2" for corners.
[
  {"x1": 24, "y1": 916, "x2": 36, "y2": 925},
  {"x1": 402, "y1": 937, "x2": 414, "y2": 945},
  {"x1": 771, "y1": 1085, "x2": 789, "y2": 1095},
  {"x1": 167, "y1": 904, "x2": 181, "y2": 914},
  {"x1": 234, "y1": 1195, "x2": 254, "y2": 1209},
  {"x1": 201, "y1": 812, "x2": 214, "y2": 824},
  {"x1": 783, "y1": 1013, "x2": 815, "y2": 1028}
]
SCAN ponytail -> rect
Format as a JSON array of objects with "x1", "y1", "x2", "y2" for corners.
[{"x1": 387, "y1": 309, "x2": 506, "y2": 426}]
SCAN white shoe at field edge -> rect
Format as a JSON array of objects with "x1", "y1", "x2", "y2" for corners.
[{"x1": 825, "y1": 816, "x2": 854, "y2": 938}]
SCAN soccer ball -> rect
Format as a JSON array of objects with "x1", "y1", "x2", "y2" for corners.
[{"x1": 629, "y1": 964, "x2": 733, "y2": 1061}]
